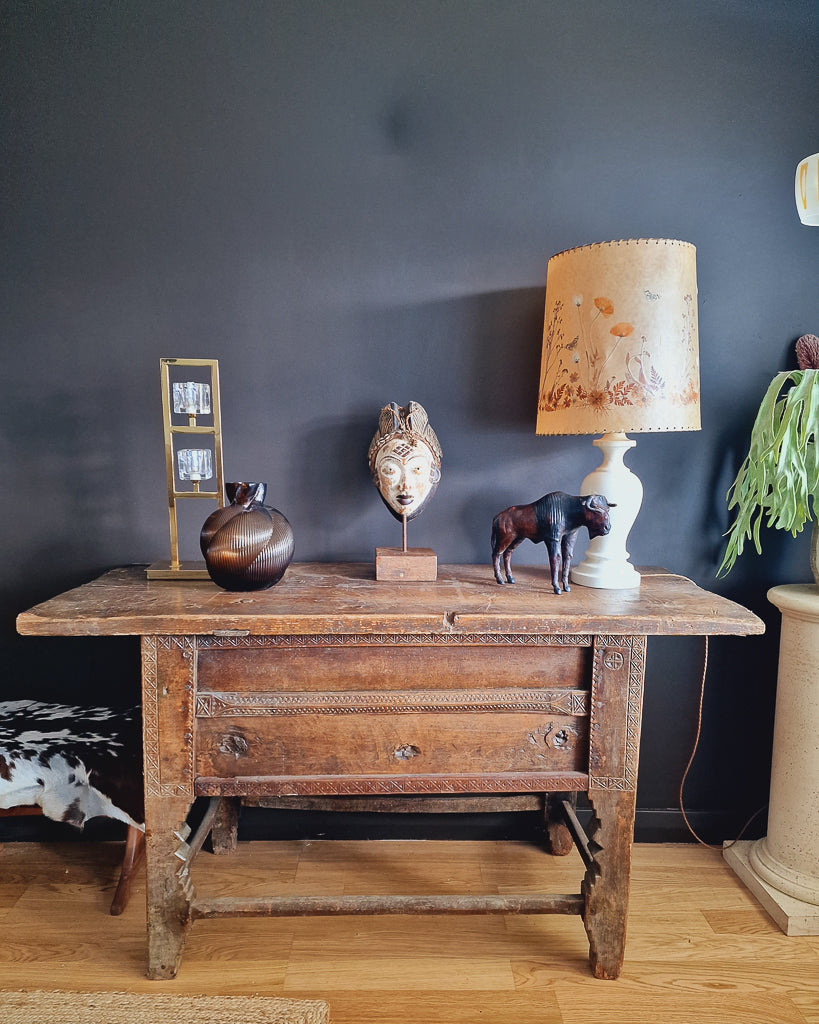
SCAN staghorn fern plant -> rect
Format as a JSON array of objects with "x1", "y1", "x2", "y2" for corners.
[{"x1": 718, "y1": 335, "x2": 819, "y2": 578}]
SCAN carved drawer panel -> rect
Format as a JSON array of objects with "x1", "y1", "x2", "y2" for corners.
[
  {"x1": 195, "y1": 638, "x2": 592, "y2": 694},
  {"x1": 195, "y1": 710, "x2": 588, "y2": 780}
]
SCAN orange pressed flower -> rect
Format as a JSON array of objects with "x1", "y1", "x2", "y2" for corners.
[
  {"x1": 594, "y1": 297, "x2": 614, "y2": 317},
  {"x1": 610, "y1": 322, "x2": 634, "y2": 338}
]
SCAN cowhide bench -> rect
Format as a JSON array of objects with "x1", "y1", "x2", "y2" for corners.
[{"x1": 0, "y1": 700, "x2": 144, "y2": 914}]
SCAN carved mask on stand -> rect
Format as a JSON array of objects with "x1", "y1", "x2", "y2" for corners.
[{"x1": 368, "y1": 401, "x2": 442, "y2": 522}]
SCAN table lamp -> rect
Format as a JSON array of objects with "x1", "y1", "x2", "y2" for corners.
[
  {"x1": 536, "y1": 238, "x2": 700, "y2": 588},
  {"x1": 796, "y1": 152, "x2": 819, "y2": 225}
]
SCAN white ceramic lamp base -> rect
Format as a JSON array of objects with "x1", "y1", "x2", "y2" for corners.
[{"x1": 570, "y1": 432, "x2": 642, "y2": 590}]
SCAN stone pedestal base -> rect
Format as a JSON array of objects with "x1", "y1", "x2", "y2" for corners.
[
  {"x1": 724, "y1": 841, "x2": 819, "y2": 935},
  {"x1": 724, "y1": 584, "x2": 819, "y2": 934}
]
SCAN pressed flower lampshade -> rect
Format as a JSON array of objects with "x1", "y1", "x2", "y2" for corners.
[{"x1": 536, "y1": 238, "x2": 700, "y2": 588}]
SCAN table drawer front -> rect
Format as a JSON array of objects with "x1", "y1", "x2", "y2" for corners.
[
  {"x1": 195, "y1": 711, "x2": 588, "y2": 779},
  {"x1": 195, "y1": 641, "x2": 591, "y2": 693}
]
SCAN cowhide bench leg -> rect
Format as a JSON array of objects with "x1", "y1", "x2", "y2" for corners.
[
  {"x1": 0, "y1": 807, "x2": 144, "y2": 915},
  {"x1": 110, "y1": 823, "x2": 146, "y2": 915}
]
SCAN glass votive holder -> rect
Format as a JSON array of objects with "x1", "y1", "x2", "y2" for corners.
[
  {"x1": 173, "y1": 381, "x2": 211, "y2": 415},
  {"x1": 177, "y1": 448, "x2": 213, "y2": 482}
]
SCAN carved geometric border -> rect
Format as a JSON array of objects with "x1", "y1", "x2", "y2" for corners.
[
  {"x1": 195, "y1": 688, "x2": 590, "y2": 717},
  {"x1": 196, "y1": 632, "x2": 593, "y2": 649},
  {"x1": 194, "y1": 772, "x2": 591, "y2": 797},
  {"x1": 588, "y1": 634, "x2": 647, "y2": 791},
  {"x1": 587, "y1": 775, "x2": 632, "y2": 791},
  {"x1": 142, "y1": 635, "x2": 196, "y2": 797},
  {"x1": 623, "y1": 635, "x2": 646, "y2": 787},
  {"x1": 141, "y1": 636, "x2": 161, "y2": 794}
]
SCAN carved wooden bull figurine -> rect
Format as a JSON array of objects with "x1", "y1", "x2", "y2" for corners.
[{"x1": 491, "y1": 491, "x2": 615, "y2": 594}]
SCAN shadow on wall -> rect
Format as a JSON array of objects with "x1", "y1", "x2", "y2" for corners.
[
  {"x1": 279, "y1": 285, "x2": 550, "y2": 562},
  {"x1": 291, "y1": 413, "x2": 383, "y2": 560},
  {"x1": 353, "y1": 285, "x2": 546, "y2": 432},
  {"x1": 1, "y1": 387, "x2": 142, "y2": 703},
  {"x1": 3, "y1": 388, "x2": 138, "y2": 592},
  {"x1": 459, "y1": 286, "x2": 546, "y2": 432}
]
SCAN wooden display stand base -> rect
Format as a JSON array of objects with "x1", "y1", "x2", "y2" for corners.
[
  {"x1": 375, "y1": 547, "x2": 437, "y2": 581},
  {"x1": 146, "y1": 560, "x2": 211, "y2": 580}
]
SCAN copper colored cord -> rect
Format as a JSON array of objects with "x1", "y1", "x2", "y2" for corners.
[{"x1": 679, "y1": 634, "x2": 766, "y2": 850}]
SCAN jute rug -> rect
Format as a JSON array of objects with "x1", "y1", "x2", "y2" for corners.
[{"x1": 0, "y1": 990, "x2": 329, "y2": 1024}]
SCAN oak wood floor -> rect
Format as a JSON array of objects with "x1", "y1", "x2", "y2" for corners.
[{"x1": 0, "y1": 839, "x2": 817, "y2": 1023}]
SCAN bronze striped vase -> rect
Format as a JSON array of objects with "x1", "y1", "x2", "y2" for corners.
[{"x1": 200, "y1": 482, "x2": 294, "y2": 591}]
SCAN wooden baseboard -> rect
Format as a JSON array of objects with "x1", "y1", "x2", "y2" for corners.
[{"x1": 0, "y1": 806, "x2": 766, "y2": 845}]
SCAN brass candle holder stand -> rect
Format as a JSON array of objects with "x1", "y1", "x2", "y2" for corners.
[{"x1": 146, "y1": 357, "x2": 225, "y2": 580}]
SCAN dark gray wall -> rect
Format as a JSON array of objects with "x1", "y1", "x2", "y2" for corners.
[{"x1": 3, "y1": 0, "x2": 818, "y2": 841}]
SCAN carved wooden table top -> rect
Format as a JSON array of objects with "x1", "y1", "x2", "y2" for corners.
[
  {"x1": 17, "y1": 564, "x2": 764, "y2": 983},
  {"x1": 17, "y1": 562, "x2": 764, "y2": 638}
]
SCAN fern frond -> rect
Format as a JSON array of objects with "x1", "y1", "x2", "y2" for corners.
[{"x1": 718, "y1": 370, "x2": 819, "y2": 577}]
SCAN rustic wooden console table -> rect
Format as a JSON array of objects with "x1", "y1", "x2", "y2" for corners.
[{"x1": 17, "y1": 563, "x2": 763, "y2": 980}]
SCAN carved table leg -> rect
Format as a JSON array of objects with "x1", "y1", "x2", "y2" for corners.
[
  {"x1": 582, "y1": 633, "x2": 647, "y2": 980},
  {"x1": 141, "y1": 635, "x2": 196, "y2": 979},
  {"x1": 145, "y1": 795, "x2": 195, "y2": 979},
  {"x1": 582, "y1": 788, "x2": 637, "y2": 979},
  {"x1": 211, "y1": 796, "x2": 240, "y2": 854}
]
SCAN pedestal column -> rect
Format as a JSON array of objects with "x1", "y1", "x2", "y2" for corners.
[{"x1": 725, "y1": 584, "x2": 819, "y2": 934}]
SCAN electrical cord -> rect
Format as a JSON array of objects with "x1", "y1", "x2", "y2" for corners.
[
  {"x1": 678, "y1": 634, "x2": 767, "y2": 851},
  {"x1": 638, "y1": 572, "x2": 767, "y2": 847}
]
